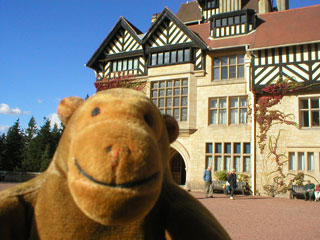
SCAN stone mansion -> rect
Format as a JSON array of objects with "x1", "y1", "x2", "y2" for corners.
[{"x1": 86, "y1": 0, "x2": 320, "y2": 194}]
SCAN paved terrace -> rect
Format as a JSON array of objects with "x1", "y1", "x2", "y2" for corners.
[{"x1": 1, "y1": 183, "x2": 319, "y2": 239}]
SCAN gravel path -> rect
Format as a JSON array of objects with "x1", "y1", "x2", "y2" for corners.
[
  {"x1": 191, "y1": 192, "x2": 320, "y2": 240},
  {"x1": 1, "y1": 183, "x2": 319, "y2": 239}
]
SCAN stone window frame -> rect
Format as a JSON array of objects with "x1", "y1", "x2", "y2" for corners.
[
  {"x1": 299, "y1": 97, "x2": 320, "y2": 128},
  {"x1": 205, "y1": 142, "x2": 251, "y2": 173},
  {"x1": 208, "y1": 96, "x2": 248, "y2": 125},
  {"x1": 150, "y1": 78, "x2": 188, "y2": 122},
  {"x1": 288, "y1": 151, "x2": 315, "y2": 172},
  {"x1": 213, "y1": 54, "x2": 245, "y2": 80}
]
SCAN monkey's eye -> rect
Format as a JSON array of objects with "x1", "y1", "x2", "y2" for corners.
[{"x1": 92, "y1": 107, "x2": 100, "y2": 117}]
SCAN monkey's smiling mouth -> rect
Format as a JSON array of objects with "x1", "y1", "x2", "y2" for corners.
[{"x1": 74, "y1": 158, "x2": 160, "y2": 188}]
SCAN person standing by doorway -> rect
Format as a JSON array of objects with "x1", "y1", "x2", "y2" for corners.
[
  {"x1": 227, "y1": 169, "x2": 237, "y2": 200},
  {"x1": 203, "y1": 166, "x2": 213, "y2": 198}
]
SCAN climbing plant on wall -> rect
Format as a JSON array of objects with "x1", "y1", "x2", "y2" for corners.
[{"x1": 94, "y1": 74, "x2": 146, "y2": 92}]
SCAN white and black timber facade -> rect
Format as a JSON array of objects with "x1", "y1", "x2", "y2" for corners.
[{"x1": 87, "y1": 0, "x2": 320, "y2": 195}]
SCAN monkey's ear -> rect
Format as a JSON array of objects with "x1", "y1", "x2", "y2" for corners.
[
  {"x1": 163, "y1": 114, "x2": 179, "y2": 143},
  {"x1": 57, "y1": 97, "x2": 84, "y2": 126}
]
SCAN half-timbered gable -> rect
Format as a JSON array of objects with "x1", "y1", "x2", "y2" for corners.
[
  {"x1": 252, "y1": 43, "x2": 320, "y2": 88},
  {"x1": 143, "y1": 8, "x2": 207, "y2": 70},
  {"x1": 86, "y1": 17, "x2": 146, "y2": 79}
]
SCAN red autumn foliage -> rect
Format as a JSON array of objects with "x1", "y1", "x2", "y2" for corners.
[{"x1": 94, "y1": 74, "x2": 146, "y2": 92}]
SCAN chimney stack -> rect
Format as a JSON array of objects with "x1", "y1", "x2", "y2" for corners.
[
  {"x1": 151, "y1": 13, "x2": 160, "y2": 23},
  {"x1": 258, "y1": 0, "x2": 272, "y2": 14},
  {"x1": 276, "y1": 0, "x2": 289, "y2": 11}
]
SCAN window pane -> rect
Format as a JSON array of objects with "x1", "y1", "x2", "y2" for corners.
[
  {"x1": 215, "y1": 19, "x2": 221, "y2": 27},
  {"x1": 224, "y1": 156, "x2": 231, "y2": 171},
  {"x1": 214, "y1": 58, "x2": 220, "y2": 66},
  {"x1": 182, "y1": 79, "x2": 188, "y2": 86},
  {"x1": 158, "y1": 53, "x2": 163, "y2": 65},
  {"x1": 123, "y1": 60, "x2": 127, "y2": 71},
  {"x1": 166, "y1": 89, "x2": 172, "y2": 96},
  {"x1": 230, "y1": 56, "x2": 236, "y2": 65},
  {"x1": 289, "y1": 152, "x2": 296, "y2": 171},
  {"x1": 241, "y1": 15, "x2": 247, "y2": 23},
  {"x1": 224, "y1": 143, "x2": 231, "y2": 154},
  {"x1": 311, "y1": 99, "x2": 319, "y2": 108},
  {"x1": 300, "y1": 99, "x2": 309, "y2": 109},
  {"x1": 220, "y1": 110, "x2": 227, "y2": 124},
  {"x1": 171, "y1": 51, "x2": 177, "y2": 63},
  {"x1": 238, "y1": 55, "x2": 244, "y2": 64},
  {"x1": 159, "y1": 98, "x2": 164, "y2": 107},
  {"x1": 220, "y1": 98, "x2": 227, "y2": 108},
  {"x1": 301, "y1": 111, "x2": 309, "y2": 127},
  {"x1": 152, "y1": 90, "x2": 157, "y2": 97},
  {"x1": 173, "y1": 109, "x2": 179, "y2": 121},
  {"x1": 159, "y1": 89, "x2": 165, "y2": 96},
  {"x1": 174, "y1": 80, "x2": 181, "y2": 87},
  {"x1": 167, "y1": 81, "x2": 173, "y2": 87},
  {"x1": 230, "y1": 98, "x2": 238, "y2": 107},
  {"x1": 117, "y1": 60, "x2": 122, "y2": 71},
  {"x1": 174, "y1": 97, "x2": 179, "y2": 106},
  {"x1": 213, "y1": 68, "x2": 220, "y2": 80},
  {"x1": 308, "y1": 152, "x2": 314, "y2": 171},
  {"x1": 206, "y1": 143, "x2": 213, "y2": 153},
  {"x1": 215, "y1": 156, "x2": 222, "y2": 171},
  {"x1": 210, "y1": 110, "x2": 217, "y2": 124},
  {"x1": 244, "y1": 143, "x2": 250, "y2": 154},
  {"x1": 112, "y1": 61, "x2": 117, "y2": 72},
  {"x1": 228, "y1": 17, "x2": 234, "y2": 25},
  {"x1": 221, "y1": 67, "x2": 228, "y2": 79},
  {"x1": 128, "y1": 59, "x2": 133, "y2": 69},
  {"x1": 164, "y1": 52, "x2": 170, "y2": 64},
  {"x1": 311, "y1": 111, "x2": 320, "y2": 126},
  {"x1": 240, "y1": 97, "x2": 247, "y2": 107},
  {"x1": 238, "y1": 65, "x2": 244, "y2": 78},
  {"x1": 174, "y1": 88, "x2": 180, "y2": 95},
  {"x1": 178, "y1": 50, "x2": 183, "y2": 62},
  {"x1": 152, "y1": 54, "x2": 157, "y2": 66},
  {"x1": 215, "y1": 143, "x2": 222, "y2": 153},
  {"x1": 244, "y1": 156, "x2": 250, "y2": 172},
  {"x1": 298, "y1": 152, "x2": 305, "y2": 170},
  {"x1": 222, "y1": 57, "x2": 228, "y2": 65},
  {"x1": 211, "y1": 99, "x2": 217, "y2": 108},
  {"x1": 181, "y1": 108, "x2": 187, "y2": 121},
  {"x1": 240, "y1": 109, "x2": 247, "y2": 123},
  {"x1": 184, "y1": 49, "x2": 190, "y2": 61},
  {"x1": 166, "y1": 109, "x2": 172, "y2": 116},
  {"x1": 159, "y1": 81, "x2": 165, "y2": 88},
  {"x1": 166, "y1": 98, "x2": 172, "y2": 107},
  {"x1": 206, "y1": 156, "x2": 213, "y2": 169},
  {"x1": 134, "y1": 59, "x2": 138, "y2": 69},
  {"x1": 181, "y1": 97, "x2": 188, "y2": 106},
  {"x1": 234, "y1": 143, "x2": 241, "y2": 154},
  {"x1": 235, "y1": 16, "x2": 240, "y2": 24},
  {"x1": 230, "y1": 109, "x2": 238, "y2": 124},
  {"x1": 182, "y1": 87, "x2": 188, "y2": 95},
  {"x1": 230, "y1": 66, "x2": 236, "y2": 78},
  {"x1": 234, "y1": 156, "x2": 241, "y2": 172},
  {"x1": 152, "y1": 99, "x2": 157, "y2": 105},
  {"x1": 222, "y1": 18, "x2": 227, "y2": 27}
]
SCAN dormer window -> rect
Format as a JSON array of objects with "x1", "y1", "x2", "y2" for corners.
[
  {"x1": 210, "y1": 9, "x2": 256, "y2": 38},
  {"x1": 204, "y1": 0, "x2": 219, "y2": 10}
]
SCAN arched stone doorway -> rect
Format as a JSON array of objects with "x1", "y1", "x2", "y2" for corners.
[{"x1": 169, "y1": 150, "x2": 186, "y2": 185}]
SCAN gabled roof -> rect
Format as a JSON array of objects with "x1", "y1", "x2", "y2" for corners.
[
  {"x1": 86, "y1": 17, "x2": 143, "y2": 70},
  {"x1": 142, "y1": 7, "x2": 207, "y2": 50},
  {"x1": 250, "y1": 4, "x2": 320, "y2": 50},
  {"x1": 187, "y1": 5, "x2": 320, "y2": 51},
  {"x1": 176, "y1": 1, "x2": 202, "y2": 24}
]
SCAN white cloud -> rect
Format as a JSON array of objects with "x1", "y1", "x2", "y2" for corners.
[
  {"x1": 0, "y1": 125, "x2": 9, "y2": 134},
  {"x1": 48, "y1": 113, "x2": 62, "y2": 128},
  {"x1": 0, "y1": 103, "x2": 31, "y2": 116}
]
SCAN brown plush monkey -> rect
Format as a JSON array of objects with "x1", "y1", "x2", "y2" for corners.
[{"x1": 0, "y1": 88, "x2": 230, "y2": 239}]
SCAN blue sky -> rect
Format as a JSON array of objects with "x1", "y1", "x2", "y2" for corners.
[{"x1": 1, "y1": 0, "x2": 319, "y2": 133}]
